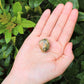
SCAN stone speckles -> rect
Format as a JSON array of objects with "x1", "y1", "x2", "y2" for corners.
[{"x1": 39, "y1": 39, "x2": 50, "y2": 52}]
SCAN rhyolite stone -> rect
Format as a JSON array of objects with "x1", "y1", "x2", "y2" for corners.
[{"x1": 39, "y1": 39, "x2": 50, "y2": 52}]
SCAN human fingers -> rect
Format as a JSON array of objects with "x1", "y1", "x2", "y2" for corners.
[
  {"x1": 31, "y1": 9, "x2": 51, "y2": 36},
  {"x1": 51, "y1": 2, "x2": 73, "y2": 40},
  {"x1": 41, "y1": 4, "x2": 64, "y2": 37},
  {"x1": 58, "y1": 9, "x2": 78, "y2": 48},
  {"x1": 54, "y1": 42, "x2": 74, "y2": 77}
]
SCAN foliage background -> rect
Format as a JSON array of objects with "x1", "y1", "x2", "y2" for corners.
[{"x1": 0, "y1": 0, "x2": 84, "y2": 84}]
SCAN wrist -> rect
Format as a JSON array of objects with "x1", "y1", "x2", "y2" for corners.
[{"x1": 2, "y1": 69, "x2": 42, "y2": 84}]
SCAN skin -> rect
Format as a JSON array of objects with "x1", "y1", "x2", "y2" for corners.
[{"x1": 2, "y1": 2, "x2": 78, "y2": 84}]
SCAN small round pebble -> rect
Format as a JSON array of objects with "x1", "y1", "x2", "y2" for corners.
[{"x1": 39, "y1": 39, "x2": 50, "y2": 52}]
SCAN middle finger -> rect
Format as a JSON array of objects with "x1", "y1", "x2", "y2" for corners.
[
  {"x1": 41, "y1": 4, "x2": 64, "y2": 37},
  {"x1": 51, "y1": 2, "x2": 73, "y2": 40}
]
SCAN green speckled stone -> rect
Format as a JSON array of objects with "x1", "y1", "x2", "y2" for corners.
[{"x1": 39, "y1": 39, "x2": 50, "y2": 52}]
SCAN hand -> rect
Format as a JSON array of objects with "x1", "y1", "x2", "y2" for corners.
[{"x1": 2, "y1": 2, "x2": 78, "y2": 84}]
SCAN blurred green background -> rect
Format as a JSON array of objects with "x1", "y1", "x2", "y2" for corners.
[{"x1": 0, "y1": 0, "x2": 84, "y2": 84}]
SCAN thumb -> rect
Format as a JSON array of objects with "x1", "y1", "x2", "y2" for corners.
[
  {"x1": 64, "y1": 42, "x2": 74, "y2": 56},
  {"x1": 54, "y1": 42, "x2": 74, "y2": 76}
]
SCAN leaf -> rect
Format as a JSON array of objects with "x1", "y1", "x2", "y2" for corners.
[
  {"x1": 5, "y1": 5, "x2": 10, "y2": 13},
  {"x1": 0, "y1": 52, "x2": 3, "y2": 60},
  {"x1": 0, "y1": 28, "x2": 6, "y2": 34},
  {"x1": 48, "y1": 0, "x2": 68, "y2": 6},
  {"x1": 13, "y1": 2, "x2": 22, "y2": 15},
  {"x1": 0, "y1": 23, "x2": 6, "y2": 34},
  {"x1": 0, "y1": 9, "x2": 2, "y2": 14},
  {"x1": 0, "y1": 49, "x2": 2, "y2": 53},
  {"x1": 4, "y1": 30, "x2": 11, "y2": 43},
  {"x1": 74, "y1": 44, "x2": 84, "y2": 57},
  {"x1": 80, "y1": 76, "x2": 84, "y2": 84},
  {"x1": 6, "y1": 64, "x2": 12, "y2": 75},
  {"x1": 0, "y1": 78, "x2": 3, "y2": 83},
  {"x1": 17, "y1": 25, "x2": 24, "y2": 34},
  {"x1": 78, "y1": 55, "x2": 84, "y2": 62},
  {"x1": 21, "y1": 18, "x2": 35, "y2": 28},
  {"x1": 0, "y1": 39, "x2": 5, "y2": 44},
  {"x1": 0, "y1": 13, "x2": 11, "y2": 25},
  {"x1": 79, "y1": 23, "x2": 84, "y2": 33},
  {"x1": 71, "y1": 36, "x2": 84, "y2": 45},
  {"x1": 0, "y1": 67, "x2": 4, "y2": 76},
  {"x1": 60, "y1": 81, "x2": 67, "y2": 84},
  {"x1": 14, "y1": 47, "x2": 18, "y2": 59},
  {"x1": 12, "y1": 26, "x2": 19, "y2": 35},
  {"x1": 64, "y1": 62, "x2": 79, "y2": 80},
  {"x1": 76, "y1": 72, "x2": 84, "y2": 79},
  {"x1": 11, "y1": 16, "x2": 16, "y2": 22},
  {"x1": 3, "y1": 45, "x2": 13, "y2": 58},
  {"x1": 78, "y1": 11, "x2": 84, "y2": 22},
  {"x1": 4, "y1": 56, "x2": 10, "y2": 67},
  {"x1": 11, "y1": 36, "x2": 16, "y2": 45},
  {"x1": 74, "y1": 24, "x2": 84, "y2": 34},
  {"x1": 8, "y1": 0, "x2": 13, "y2": 4},
  {"x1": 0, "y1": 71, "x2": 4, "y2": 76},
  {"x1": 78, "y1": 0, "x2": 84, "y2": 11},
  {"x1": 0, "y1": 67, "x2": 4, "y2": 71},
  {"x1": 54, "y1": 75, "x2": 62, "y2": 81},
  {"x1": 6, "y1": 22, "x2": 16, "y2": 32},
  {"x1": 29, "y1": 0, "x2": 44, "y2": 8},
  {"x1": 81, "y1": 61, "x2": 84, "y2": 70},
  {"x1": 16, "y1": 12, "x2": 22, "y2": 24},
  {"x1": 25, "y1": 5, "x2": 31, "y2": 12},
  {"x1": 69, "y1": 0, "x2": 79, "y2": 9},
  {"x1": 1, "y1": 0, "x2": 5, "y2": 8},
  {"x1": 2, "y1": 44, "x2": 8, "y2": 52},
  {"x1": 81, "y1": 39, "x2": 84, "y2": 45},
  {"x1": 34, "y1": 6, "x2": 42, "y2": 14}
]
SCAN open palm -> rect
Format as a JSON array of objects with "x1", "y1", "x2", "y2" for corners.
[{"x1": 8, "y1": 2, "x2": 78, "y2": 84}]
